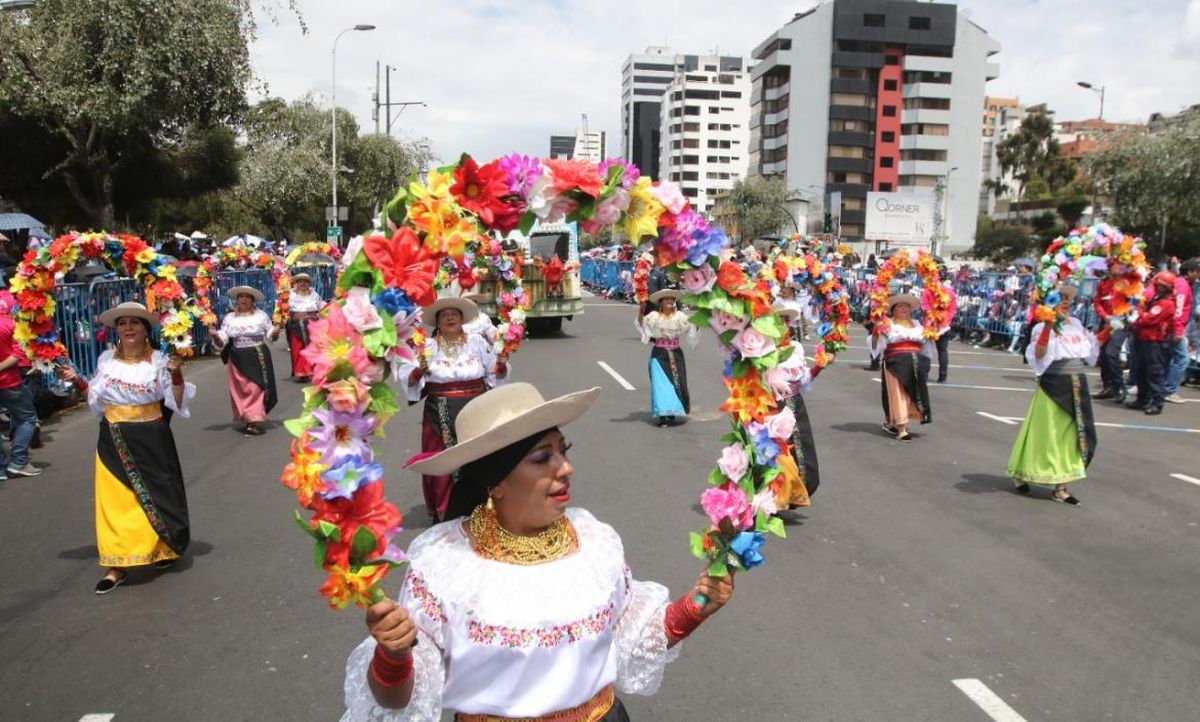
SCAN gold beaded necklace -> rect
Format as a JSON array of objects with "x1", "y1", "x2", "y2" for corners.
[
  {"x1": 468, "y1": 500, "x2": 577, "y2": 565},
  {"x1": 115, "y1": 341, "x2": 152, "y2": 364}
]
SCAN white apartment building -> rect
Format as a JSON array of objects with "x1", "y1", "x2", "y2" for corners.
[{"x1": 658, "y1": 60, "x2": 751, "y2": 215}]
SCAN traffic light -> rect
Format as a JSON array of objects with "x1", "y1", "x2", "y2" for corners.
[{"x1": 823, "y1": 212, "x2": 833, "y2": 233}]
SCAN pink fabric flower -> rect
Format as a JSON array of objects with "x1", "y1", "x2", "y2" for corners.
[
  {"x1": 301, "y1": 304, "x2": 372, "y2": 387},
  {"x1": 764, "y1": 406, "x2": 796, "y2": 440},
  {"x1": 732, "y1": 327, "x2": 776, "y2": 358},
  {"x1": 342, "y1": 287, "x2": 383, "y2": 332},
  {"x1": 700, "y1": 482, "x2": 753, "y2": 530},
  {"x1": 709, "y1": 309, "x2": 747, "y2": 335},
  {"x1": 717, "y1": 444, "x2": 749, "y2": 482},
  {"x1": 751, "y1": 488, "x2": 779, "y2": 516},
  {"x1": 765, "y1": 366, "x2": 794, "y2": 398},
  {"x1": 325, "y1": 378, "x2": 369, "y2": 414},
  {"x1": 680, "y1": 265, "x2": 717, "y2": 294},
  {"x1": 650, "y1": 181, "x2": 689, "y2": 215}
]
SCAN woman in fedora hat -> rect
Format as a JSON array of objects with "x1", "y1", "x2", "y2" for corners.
[
  {"x1": 1007, "y1": 283, "x2": 1099, "y2": 505},
  {"x1": 395, "y1": 296, "x2": 509, "y2": 521},
  {"x1": 636, "y1": 289, "x2": 697, "y2": 427},
  {"x1": 341, "y1": 383, "x2": 735, "y2": 721},
  {"x1": 208, "y1": 285, "x2": 280, "y2": 436},
  {"x1": 869, "y1": 293, "x2": 932, "y2": 441},
  {"x1": 768, "y1": 303, "x2": 819, "y2": 508},
  {"x1": 285, "y1": 272, "x2": 323, "y2": 382},
  {"x1": 59, "y1": 302, "x2": 195, "y2": 594}
]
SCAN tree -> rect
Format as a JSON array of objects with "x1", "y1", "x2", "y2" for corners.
[
  {"x1": 0, "y1": 0, "x2": 291, "y2": 228},
  {"x1": 972, "y1": 224, "x2": 1035, "y2": 263},
  {"x1": 996, "y1": 111, "x2": 1077, "y2": 202},
  {"x1": 1053, "y1": 180, "x2": 1090, "y2": 229},
  {"x1": 726, "y1": 177, "x2": 791, "y2": 242}
]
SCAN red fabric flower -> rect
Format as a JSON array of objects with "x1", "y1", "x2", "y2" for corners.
[
  {"x1": 310, "y1": 480, "x2": 402, "y2": 566},
  {"x1": 451, "y1": 156, "x2": 510, "y2": 226},
  {"x1": 544, "y1": 158, "x2": 604, "y2": 198},
  {"x1": 363, "y1": 228, "x2": 440, "y2": 306},
  {"x1": 49, "y1": 235, "x2": 75, "y2": 259},
  {"x1": 716, "y1": 261, "x2": 747, "y2": 293}
]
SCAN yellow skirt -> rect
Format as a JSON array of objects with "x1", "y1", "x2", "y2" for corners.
[
  {"x1": 773, "y1": 453, "x2": 811, "y2": 509},
  {"x1": 95, "y1": 453, "x2": 178, "y2": 567}
]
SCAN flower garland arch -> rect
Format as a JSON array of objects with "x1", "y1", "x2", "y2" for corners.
[
  {"x1": 867, "y1": 249, "x2": 950, "y2": 338},
  {"x1": 285, "y1": 241, "x2": 342, "y2": 267},
  {"x1": 768, "y1": 252, "x2": 851, "y2": 373},
  {"x1": 281, "y1": 154, "x2": 807, "y2": 609},
  {"x1": 193, "y1": 244, "x2": 279, "y2": 328},
  {"x1": 11, "y1": 232, "x2": 196, "y2": 369},
  {"x1": 1030, "y1": 223, "x2": 1149, "y2": 334}
]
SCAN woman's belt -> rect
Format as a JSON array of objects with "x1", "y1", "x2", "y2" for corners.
[
  {"x1": 233, "y1": 336, "x2": 265, "y2": 348},
  {"x1": 653, "y1": 337, "x2": 681, "y2": 350},
  {"x1": 104, "y1": 402, "x2": 163, "y2": 423},
  {"x1": 291, "y1": 310, "x2": 319, "y2": 318},
  {"x1": 426, "y1": 379, "x2": 486, "y2": 398},
  {"x1": 456, "y1": 685, "x2": 614, "y2": 722},
  {"x1": 1044, "y1": 358, "x2": 1088, "y2": 375},
  {"x1": 885, "y1": 341, "x2": 923, "y2": 357}
]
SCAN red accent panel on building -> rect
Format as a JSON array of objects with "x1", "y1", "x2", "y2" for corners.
[{"x1": 873, "y1": 45, "x2": 904, "y2": 190}]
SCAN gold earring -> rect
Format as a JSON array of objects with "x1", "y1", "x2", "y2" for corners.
[{"x1": 486, "y1": 495, "x2": 495, "y2": 511}]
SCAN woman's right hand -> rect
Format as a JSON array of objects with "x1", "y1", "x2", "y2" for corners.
[
  {"x1": 408, "y1": 367, "x2": 424, "y2": 387},
  {"x1": 366, "y1": 600, "x2": 417, "y2": 659}
]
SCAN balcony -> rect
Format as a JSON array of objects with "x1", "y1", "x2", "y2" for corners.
[
  {"x1": 832, "y1": 50, "x2": 884, "y2": 68},
  {"x1": 828, "y1": 130, "x2": 874, "y2": 147},
  {"x1": 762, "y1": 108, "x2": 790, "y2": 126},
  {"x1": 899, "y1": 134, "x2": 950, "y2": 151},
  {"x1": 903, "y1": 82, "x2": 952, "y2": 100},
  {"x1": 901, "y1": 108, "x2": 952, "y2": 126},
  {"x1": 762, "y1": 135, "x2": 788, "y2": 151},
  {"x1": 828, "y1": 157, "x2": 871, "y2": 173},
  {"x1": 830, "y1": 78, "x2": 872, "y2": 95},
  {"x1": 903, "y1": 55, "x2": 954, "y2": 74},
  {"x1": 986, "y1": 62, "x2": 1000, "y2": 81},
  {"x1": 898, "y1": 159, "x2": 950, "y2": 176},
  {"x1": 764, "y1": 83, "x2": 790, "y2": 102},
  {"x1": 762, "y1": 161, "x2": 788, "y2": 176}
]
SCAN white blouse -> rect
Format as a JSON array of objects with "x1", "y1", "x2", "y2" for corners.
[
  {"x1": 290, "y1": 290, "x2": 323, "y2": 313},
  {"x1": 216, "y1": 309, "x2": 275, "y2": 348},
  {"x1": 340, "y1": 508, "x2": 678, "y2": 721},
  {"x1": 394, "y1": 334, "x2": 508, "y2": 403},
  {"x1": 773, "y1": 338, "x2": 812, "y2": 397},
  {"x1": 463, "y1": 314, "x2": 498, "y2": 346},
  {"x1": 637, "y1": 311, "x2": 699, "y2": 347},
  {"x1": 87, "y1": 349, "x2": 196, "y2": 418},
  {"x1": 869, "y1": 321, "x2": 929, "y2": 359},
  {"x1": 1025, "y1": 318, "x2": 1099, "y2": 377}
]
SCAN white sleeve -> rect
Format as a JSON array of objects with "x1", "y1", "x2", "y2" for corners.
[
  {"x1": 86, "y1": 350, "x2": 114, "y2": 417},
  {"x1": 1083, "y1": 329, "x2": 1100, "y2": 367},
  {"x1": 635, "y1": 314, "x2": 651, "y2": 345},
  {"x1": 685, "y1": 320, "x2": 700, "y2": 350},
  {"x1": 611, "y1": 568, "x2": 680, "y2": 697},
  {"x1": 152, "y1": 352, "x2": 196, "y2": 418},
  {"x1": 215, "y1": 313, "x2": 233, "y2": 345},
  {"x1": 475, "y1": 335, "x2": 506, "y2": 387},
  {"x1": 339, "y1": 632, "x2": 445, "y2": 722},
  {"x1": 1025, "y1": 323, "x2": 1052, "y2": 377},
  {"x1": 869, "y1": 330, "x2": 887, "y2": 359}
]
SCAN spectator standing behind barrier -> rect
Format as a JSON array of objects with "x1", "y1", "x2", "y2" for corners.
[
  {"x1": 0, "y1": 308, "x2": 42, "y2": 478},
  {"x1": 1128, "y1": 272, "x2": 1177, "y2": 415},
  {"x1": 922, "y1": 279, "x2": 956, "y2": 383},
  {"x1": 1162, "y1": 259, "x2": 1198, "y2": 404},
  {"x1": 1093, "y1": 269, "x2": 1133, "y2": 403}
]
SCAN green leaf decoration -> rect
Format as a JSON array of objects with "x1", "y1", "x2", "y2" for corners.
[
  {"x1": 313, "y1": 539, "x2": 327, "y2": 570},
  {"x1": 707, "y1": 466, "x2": 726, "y2": 486},
  {"x1": 689, "y1": 531, "x2": 707, "y2": 560},
  {"x1": 316, "y1": 520, "x2": 341, "y2": 542},
  {"x1": 764, "y1": 514, "x2": 787, "y2": 539},
  {"x1": 294, "y1": 509, "x2": 317, "y2": 539},
  {"x1": 362, "y1": 317, "x2": 397, "y2": 357},
  {"x1": 284, "y1": 413, "x2": 317, "y2": 439},
  {"x1": 707, "y1": 559, "x2": 729, "y2": 578},
  {"x1": 369, "y1": 382, "x2": 400, "y2": 415},
  {"x1": 350, "y1": 525, "x2": 379, "y2": 562},
  {"x1": 751, "y1": 313, "x2": 785, "y2": 340},
  {"x1": 518, "y1": 212, "x2": 538, "y2": 236},
  {"x1": 688, "y1": 308, "x2": 711, "y2": 327}
]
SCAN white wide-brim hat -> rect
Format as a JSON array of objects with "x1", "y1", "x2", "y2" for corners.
[
  {"x1": 227, "y1": 285, "x2": 264, "y2": 301},
  {"x1": 99, "y1": 301, "x2": 160, "y2": 328},
  {"x1": 771, "y1": 302, "x2": 801, "y2": 324},
  {"x1": 291, "y1": 272, "x2": 313, "y2": 283},
  {"x1": 423, "y1": 296, "x2": 480, "y2": 327},
  {"x1": 887, "y1": 294, "x2": 921, "y2": 311},
  {"x1": 407, "y1": 383, "x2": 601, "y2": 475},
  {"x1": 649, "y1": 289, "x2": 684, "y2": 304}
]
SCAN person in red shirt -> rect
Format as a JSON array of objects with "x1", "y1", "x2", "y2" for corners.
[
  {"x1": 0, "y1": 311, "x2": 42, "y2": 478},
  {"x1": 1163, "y1": 261, "x2": 1197, "y2": 402},
  {"x1": 1092, "y1": 271, "x2": 1132, "y2": 401},
  {"x1": 1128, "y1": 272, "x2": 1178, "y2": 415}
]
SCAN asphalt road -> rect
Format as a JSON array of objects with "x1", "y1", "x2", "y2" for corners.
[{"x1": 2, "y1": 296, "x2": 1199, "y2": 721}]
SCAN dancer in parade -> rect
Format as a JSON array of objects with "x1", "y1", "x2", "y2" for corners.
[
  {"x1": 342, "y1": 382, "x2": 735, "y2": 721},
  {"x1": 63, "y1": 302, "x2": 195, "y2": 593},
  {"x1": 210, "y1": 286, "x2": 280, "y2": 436},
  {"x1": 636, "y1": 289, "x2": 697, "y2": 427},
  {"x1": 285, "y1": 272, "x2": 322, "y2": 382},
  {"x1": 1007, "y1": 284, "x2": 1098, "y2": 504},
  {"x1": 770, "y1": 304, "x2": 820, "y2": 507},
  {"x1": 870, "y1": 294, "x2": 932, "y2": 441},
  {"x1": 397, "y1": 297, "x2": 509, "y2": 522}
]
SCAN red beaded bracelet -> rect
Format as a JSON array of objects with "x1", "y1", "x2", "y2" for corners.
[
  {"x1": 369, "y1": 645, "x2": 414, "y2": 688},
  {"x1": 663, "y1": 594, "x2": 705, "y2": 643}
]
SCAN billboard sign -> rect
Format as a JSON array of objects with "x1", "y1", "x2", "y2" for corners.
[{"x1": 865, "y1": 191, "x2": 934, "y2": 245}]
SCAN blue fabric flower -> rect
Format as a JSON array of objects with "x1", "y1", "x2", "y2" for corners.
[
  {"x1": 372, "y1": 288, "x2": 415, "y2": 316},
  {"x1": 686, "y1": 227, "x2": 729, "y2": 267},
  {"x1": 745, "y1": 421, "x2": 778, "y2": 465},
  {"x1": 319, "y1": 455, "x2": 384, "y2": 500},
  {"x1": 730, "y1": 531, "x2": 766, "y2": 569},
  {"x1": 1045, "y1": 291, "x2": 1062, "y2": 307}
]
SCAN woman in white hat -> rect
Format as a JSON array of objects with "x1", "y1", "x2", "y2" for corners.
[
  {"x1": 285, "y1": 272, "x2": 323, "y2": 381},
  {"x1": 394, "y1": 296, "x2": 509, "y2": 521},
  {"x1": 1007, "y1": 283, "x2": 1098, "y2": 505},
  {"x1": 208, "y1": 285, "x2": 280, "y2": 436},
  {"x1": 768, "y1": 303, "x2": 819, "y2": 508},
  {"x1": 59, "y1": 302, "x2": 196, "y2": 594},
  {"x1": 636, "y1": 289, "x2": 697, "y2": 427},
  {"x1": 340, "y1": 383, "x2": 735, "y2": 721},
  {"x1": 868, "y1": 293, "x2": 932, "y2": 441}
]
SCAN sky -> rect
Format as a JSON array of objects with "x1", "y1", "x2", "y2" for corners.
[{"x1": 248, "y1": 0, "x2": 1200, "y2": 165}]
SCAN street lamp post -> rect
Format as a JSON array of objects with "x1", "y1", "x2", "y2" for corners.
[
  {"x1": 331, "y1": 24, "x2": 376, "y2": 244},
  {"x1": 1077, "y1": 80, "x2": 1105, "y2": 223},
  {"x1": 933, "y1": 166, "x2": 958, "y2": 257}
]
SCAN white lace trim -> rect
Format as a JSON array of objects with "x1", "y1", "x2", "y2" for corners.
[
  {"x1": 340, "y1": 631, "x2": 445, "y2": 722},
  {"x1": 612, "y1": 578, "x2": 678, "y2": 696}
]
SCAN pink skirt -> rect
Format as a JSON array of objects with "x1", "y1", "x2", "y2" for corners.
[
  {"x1": 227, "y1": 363, "x2": 267, "y2": 422},
  {"x1": 883, "y1": 368, "x2": 921, "y2": 427}
]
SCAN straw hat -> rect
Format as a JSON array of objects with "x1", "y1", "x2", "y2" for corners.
[
  {"x1": 772, "y1": 302, "x2": 801, "y2": 325},
  {"x1": 98, "y1": 301, "x2": 160, "y2": 328},
  {"x1": 649, "y1": 289, "x2": 684, "y2": 304},
  {"x1": 887, "y1": 294, "x2": 920, "y2": 311},
  {"x1": 291, "y1": 272, "x2": 313, "y2": 283},
  {"x1": 423, "y1": 296, "x2": 480, "y2": 327},
  {"x1": 1057, "y1": 282, "x2": 1079, "y2": 301},
  {"x1": 407, "y1": 383, "x2": 601, "y2": 475},
  {"x1": 227, "y1": 285, "x2": 264, "y2": 301}
]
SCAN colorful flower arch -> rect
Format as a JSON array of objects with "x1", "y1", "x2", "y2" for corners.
[
  {"x1": 867, "y1": 249, "x2": 950, "y2": 338},
  {"x1": 193, "y1": 245, "x2": 279, "y2": 328},
  {"x1": 11, "y1": 232, "x2": 196, "y2": 369},
  {"x1": 285, "y1": 241, "x2": 342, "y2": 267},
  {"x1": 282, "y1": 154, "x2": 805, "y2": 610},
  {"x1": 468, "y1": 239, "x2": 529, "y2": 358},
  {"x1": 768, "y1": 253, "x2": 851, "y2": 373},
  {"x1": 1030, "y1": 223, "x2": 1149, "y2": 334}
]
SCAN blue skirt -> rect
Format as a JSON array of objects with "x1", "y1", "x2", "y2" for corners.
[{"x1": 649, "y1": 346, "x2": 688, "y2": 418}]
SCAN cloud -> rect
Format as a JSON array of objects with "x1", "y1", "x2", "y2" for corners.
[{"x1": 249, "y1": 0, "x2": 1200, "y2": 167}]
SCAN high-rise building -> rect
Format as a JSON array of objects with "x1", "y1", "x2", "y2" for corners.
[
  {"x1": 548, "y1": 129, "x2": 607, "y2": 162},
  {"x1": 621, "y1": 47, "x2": 746, "y2": 181},
  {"x1": 549, "y1": 135, "x2": 576, "y2": 159},
  {"x1": 748, "y1": 0, "x2": 999, "y2": 252},
  {"x1": 657, "y1": 56, "x2": 751, "y2": 215},
  {"x1": 979, "y1": 96, "x2": 1027, "y2": 216}
]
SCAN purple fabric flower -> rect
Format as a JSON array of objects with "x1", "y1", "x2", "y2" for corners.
[
  {"x1": 687, "y1": 227, "x2": 730, "y2": 267},
  {"x1": 745, "y1": 421, "x2": 779, "y2": 465},
  {"x1": 309, "y1": 407, "x2": 378, "y2": 467},
  {"x1": 319, "y1": 455, "x2": 384, "y2": 501},
  {"x1": 498, "y1": 153, "x2": 543, "y2": 198},
  {"x1": 599, "y1": 158, "x2": 641, "y2": 189}
]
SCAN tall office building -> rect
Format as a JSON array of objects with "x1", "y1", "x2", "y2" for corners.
[
  {"x1": 548, "y1": 135, "x2": 576, "y2": 159},
  {"x1": 658, "y1": 57, "x2": 751, "y2": 215},
  {"x1": 749, "y1": 0, "x2": 999, "y2": 252},
  {"x1": 621, "y1": 47, "x2": 745, "y2": 182},
  {"x1": 548, "y1": 129, "x2": 607, "y2": 162}
]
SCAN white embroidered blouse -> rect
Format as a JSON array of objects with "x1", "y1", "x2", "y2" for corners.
[
  {"x1": 394, "y1": 334, "x2": 509, "y2": 403},
  {"x1": 1025, "y1": 318, "x2": 1099, "y2": 377},
  {"x1": 340, "y1": 508, "x2": 679, "y2": 721},
  {"x1": 290, "y1": 290, "x2": 323, "y2": 313},
  {"x1": 637, "y1": 311, "x2": 699, "y2": 347},
  {"x1": 869, "y1": 321, "x2": 929, "y2": 359},
  {"x1": 215, "y1": 309, "x2": 275, "y2": 349},
  {"x1": 87, "y1": 349, "x2": 196, "y2": 418},
  {"x1": 771, "y1": 338, "x2": 812, "y2": 397}
]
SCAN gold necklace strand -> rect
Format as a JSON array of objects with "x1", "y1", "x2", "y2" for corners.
[
  {"x1": 116, "y1": 342, "x2": 152, "y2": 364},
  {"x1": 440, "y1": 334, "x2": 466, "y2": 359},
  {"x1": 468, "y1": 503, "x2": 577, "y2": 565}
]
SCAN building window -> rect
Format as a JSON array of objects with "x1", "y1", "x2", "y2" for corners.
[
  {"x1": 863, "y1": 13, "x2": 885, "y2": 27},
  {"x1": 885, "y1": 55, "x2": 900, "y2": 66},
  {"x1": 884, "y1": 79, "x2": 898, "y2": 91},
  {"x1": 879, "y1": 182, "x2": 893, "y2": 191},
  {"x1": 831, "y1": 93, "x2": 870, "y2": 108},
  {"x1": 833, "y1": 172, "x2": 847, "y2": 183},
  {"x1": 880, "y1": 156, "x2": 895, "y2": 168},
  {"x1": 881, "y1": 131, "x2": 896, "y2": 142},
  {"x1": 882, "y1": 105, "x2": 897, "y2": 117},
  {"x1": 909, "y1": 16, "x2": 931, "y2": 30}
]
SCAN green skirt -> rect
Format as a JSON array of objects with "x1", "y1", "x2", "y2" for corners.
[{"x1": 1006, "y1": 388, "x2": 1086, "y2": 486}]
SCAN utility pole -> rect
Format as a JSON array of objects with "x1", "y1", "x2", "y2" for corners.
[{"x1": 373, "y1": 60, "x2": 380, "y2": 134}]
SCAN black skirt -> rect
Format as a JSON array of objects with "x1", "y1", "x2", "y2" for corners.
[
  {"x1": 882, "y1": 351, "x2": 932, "y2": 424},
  {"x1": 787, "y1": 394, "x2": 821, "y2": 495},
  {"x1": 222, "y1": 342, "x2": 278, "y2": 415}
]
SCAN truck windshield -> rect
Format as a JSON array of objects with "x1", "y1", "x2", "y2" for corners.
[{"x1": 529, "y1": 232, "x2": 570, "y2": 262}]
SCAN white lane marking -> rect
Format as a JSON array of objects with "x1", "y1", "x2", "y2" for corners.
[
  {"x1": 1170, "y1": 473, "x2": 1200, "y2": 487},
  {"x1": 952, "y1": 679, "x2": 1028, "y2": 722},
  {"x1": 976, "y1": 412, "x2": 1020, "y2": 425},
  {"x1": 582, "y1": 303, "x2": 634, "y2": 308},
  {"x1": 79, "y1": 716, "x2": 115, "y2": 722},
  {"x1": 845, "y1": 344, "x2": 1012, "y2": 357},
  {"x1": 941, "y1": 383, "x2": 1031, "y2": 392},
  {"x1": 597, "y1": 361, "x2": 635, "y2": 391}
]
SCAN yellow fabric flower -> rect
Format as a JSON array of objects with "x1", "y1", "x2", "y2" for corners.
[
  {"x1": 319, "y1": 564, "x2": 388, "y2": 610},
  {"x1": 625, "y1": 177, "x2": 665, "y2": 241}
]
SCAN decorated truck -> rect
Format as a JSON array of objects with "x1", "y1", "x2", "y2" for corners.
[{"x1": 477, "y1": 221, "x2": 583, "y2": 334}]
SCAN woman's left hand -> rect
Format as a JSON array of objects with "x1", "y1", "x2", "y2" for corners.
[
  {"x1": 495, "y1": 360, "x2": 508, "y2": 376},
  {"x1": 692, "y1": 570, "x2": 735, "y2": 618},
  {"x1": 269, "y1": 326, "x2": 281, "y2": 341},
  {"x1": 166, "y1": 355, "x2": 183, "y2": 371}
]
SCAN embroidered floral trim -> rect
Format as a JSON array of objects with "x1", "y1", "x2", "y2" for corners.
[
  {"x1": 106, "y1": 422, "x2": 170, "y2": 544},
  {"x1": 409, "y1": 572, "x2": 448, "y2": 625},
  {"x1": 466, "y1": 603, "x2": 614, "y2": 649},
  {"x1": 103, "y1": 375, "x2": 157, "y2": 395},
  {"x1": 1070, "y1": 374, "x2": 1089, "y2": 460},
  {"x1": 99, "y1": 549, "x2": 178, "y2": 567}
]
